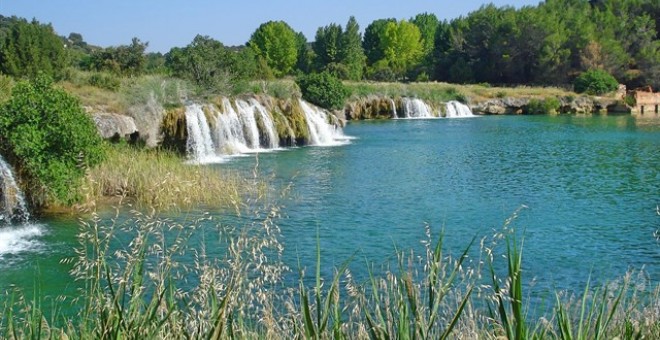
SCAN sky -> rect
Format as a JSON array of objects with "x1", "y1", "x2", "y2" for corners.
[{"x1": 1, "y1": 0, "x2": 541, "y2": 53}]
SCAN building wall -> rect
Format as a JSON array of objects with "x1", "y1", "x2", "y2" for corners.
[{"x1": 632, "y1": 91, "x2": 660, "y2": 117}]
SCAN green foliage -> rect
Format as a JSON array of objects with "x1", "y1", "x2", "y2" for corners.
[
  {"x1": 314, "y1": 23, "x2": 343, "y2": 67},
  {"x1": 0, "y1": 76, "x2": 105, "y2": 206},
  {"x1": 87, "y1": 37, "x2": 148, "y2": 76},
  {"x1": 381, "y1": 20, "x2": 424, "y2": 79},
  {"x1": 574, "y1": 69, "x2": 618, "y2": 95},
  {"x1": 525, "y1": 97, "x2": 561, "y2": 114},
  {"x1": 411, "y1": 13, "x2": 439, "y2": 58},
  {"x1": 296, "y1": 72, "x2": 350, "y2": 109},
  {"x1": 363, "y1": 19, "x2": 396, "y2": 66},
  {"x1": 165, "y1": 35, "x2": 256, "y2": 95},
  {"x1": 87, "y1": 72, "x2": 121, "y2": 91},
  {"x1": 312, "y1": 17, "x2": 366, "y2": 81},
  {"x1": 341, "y1": 16, "x2": 367, "y2": 81},
  {"x1": 248, "y1": 21, "x2": 299, "y2": 77},
  {"x1": 0, "y1": 17, "x2": 67, "y2": 79},
  {"x1": 0, "y1": 74, "x2": 13, "y2": 103}
]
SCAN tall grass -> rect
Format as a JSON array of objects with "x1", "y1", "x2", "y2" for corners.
[
  {"x1": 2, "y1": 205, "x2": 658, "y2": 339},
  {"x1": 77, "y1": 144, "x2": 265, "y2": 212}
]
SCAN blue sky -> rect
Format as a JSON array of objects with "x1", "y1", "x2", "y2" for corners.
[{"x1": 1, "y1": 0, "x2": 540, "y2": 53}]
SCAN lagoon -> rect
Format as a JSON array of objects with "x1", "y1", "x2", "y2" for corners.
[{"x1": 1, "y1": 115, "x2": 659, "y2": 308}]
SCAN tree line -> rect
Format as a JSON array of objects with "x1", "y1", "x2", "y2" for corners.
[{"x1": 1, "y1": 0, "x2": 659, "y2": 90}]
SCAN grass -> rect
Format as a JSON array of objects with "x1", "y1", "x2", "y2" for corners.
[
  {"x1": 74, "y1": 144, "x2": 266, "y2": 212},
  {"x1": 344, "y1": 81, "x2": 579, "y2": 105},
  {"x1": 2, "y1": 203, "x2": 658, "y2": 339}
]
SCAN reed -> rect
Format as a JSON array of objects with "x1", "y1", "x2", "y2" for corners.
[{"x1": 2, "y1": 204, "x2": 658, "y2": 339}]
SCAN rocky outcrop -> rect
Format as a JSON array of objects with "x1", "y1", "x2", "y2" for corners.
[
  {"x1": 345, "y1": 95, "x2": 397, "y2": 120},
  {"x1": 471, "y1": 96, "x2": 626, "y2": 115},
  {"x1": 91, "y1": 112, "x2": 139, "y2": 142},
  {"x1": 472, "y1": 97, "x2": 531, "y2": 115}
]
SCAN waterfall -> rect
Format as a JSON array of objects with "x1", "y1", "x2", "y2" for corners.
[
  {"x1": 299, "y1": 100, "x2": 349, "y2": 146},
  {"x1": 401, "y1": 98, "x2": 435, "y2": 118},
  {"x1": 0, "y1": 155, "x2": 30, "y2": 224},
  {"x1": 185, "y1": 98, "x2": 348, "y2": 163},
  {"x1": 214, "y1": 99, "x2": 251, "y2": 154},
  {"x1": 389, "y1": 98, "x2": 398, "y2": 118},
  {"x1": 0, "y1": 155, "x2": 43, "y2": 257},
  {"x1": 445, "y1": 101, "x2": 475, "y2": 118},
  {"x1": 247, "y1": 98, "x2": 279, "y2": 149},
  {"x1": 185, "y1": 104, "x2": 223, "y2": 164}
]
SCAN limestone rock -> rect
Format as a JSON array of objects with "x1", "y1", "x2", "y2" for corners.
[{"x1": 92, "y1": 112, "x2": 139, "y2": 141}]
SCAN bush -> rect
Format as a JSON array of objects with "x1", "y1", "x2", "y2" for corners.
[
  {"x1": 296, "y1": 71, "x2": 350, "y2": 110},
  {"x1": 573, "y1": 69, "x2": 618, "y2": 95},
  {"x1": 367, "y1": 60, "x2": 397, "y2": 82},
  {"x1": 88, "y1": 72, "x2": 121, "y2": 91},
  {"x1": 0, "y1": 76, "x2": 105, "y2": 206},
  {"x1": 525, "y1": 97, "x2": 561, "y2": 114},
  {"x1": 0, "y1": 74, "x2": 13, "y2": 104}
]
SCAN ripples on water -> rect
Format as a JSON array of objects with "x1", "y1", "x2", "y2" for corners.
[
  {"x1": 227, "y1": 115, "x2": 659, "y2": 292},
  {"x1": 2, "y1": 115, "x2": 659, "y2": 302}
]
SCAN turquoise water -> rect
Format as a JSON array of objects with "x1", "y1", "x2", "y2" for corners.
[{"x1": 1, "y1": 115, "x2": 659, "y2": 308}]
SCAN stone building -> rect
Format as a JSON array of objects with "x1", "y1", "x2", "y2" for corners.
[{"x1": 632, "y1": 87, "x2": 660, "y2": 117}]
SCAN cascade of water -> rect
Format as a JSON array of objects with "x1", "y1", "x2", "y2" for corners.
[
  {"x1": 445, "y1": 101, "x2": 475, "y2": 118},
  {"x1": 249, "y1": 98, "x2": 279, "y2": 149},
  {"x1": 0, "y1": 155, "x2": 30, "y2": 224},
  {"x1": 389, "y1": 98, "x2": 398, "y2": 118},
  {"x1": 185, "y1": 98, "x2": 351, "y2": 162},
  {"x1": 214, "y1": 99, "x2": 251, "y2": 154},
  {"x1": 185, "y1": 104, "x2": 218, "y2": 163},
  {"x1": 401, "y1": 98, "x2": 435, "y2": 118},
  {"x1": 236, "y1": 100, "x2": 266, "y2": 150},
  {"x1": 299, "y1": 100, "x2": 347, "y2": 146}
]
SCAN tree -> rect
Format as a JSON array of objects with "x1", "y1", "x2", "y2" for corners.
[
  {"x1": 0, "y1": 76, "x2": 105, "y2": 206},
  {"x1": 340, "y1": 16, "x2": 366, "y2": 81},
  {"x1": 248, "y1": 21, "x2": 299, "y2": 77},
  {"x1": 380, "y1": 20, "x2": 423, "y2": 79},
  {"x1": 410, "y1": 13, "x2": 440, "y2": 79},
  {"x1": 313, "y1": 23, "x2": 343, "y2": 67},
  {"x1": 0, "y1": 17, "x2": 67, "y2": 79},
  {"x1": 312, "y1": 16, "x2": 366, "y2": 80},
  {"x1": 88, "y1": 37, "x2": 148, "y2": 76},
  {"x1": 411, "y1": 13, "x2": 439, "y2": 59},
  {"x1": 363, "y1": 18, "x2": 395, "y2": 66},
  {"x1": 165, "y1": 35, "x2": 255, "y2": 93}
]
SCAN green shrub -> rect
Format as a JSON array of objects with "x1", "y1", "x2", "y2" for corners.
[
  {"x1": 88, "y1": 72, "x2": 121, "y2": 91},
  {"x1": 525, "y1": 97, "x2": 561, "y2": 114},
  {"x1": 0, "y1": 75, "x2": 105, "y2": 206},
  {"x1": 0, "y1": 74, "x2": 13, "y2": 104},
  {"x1": 296, "y1": 71, "x2": 350, "y2": 109},
  {"x1": 573, "y1": 69, "x2": 618, "y2": 95},
  {"x1": 444, "y1": 87, "x2": 468, "y2": 103},
  {"x1": 367, "y1": 61, "x2": 397, "y2": 82}
]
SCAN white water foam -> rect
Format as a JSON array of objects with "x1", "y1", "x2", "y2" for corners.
[
  {"x1": 299, "y1": 100, "x2": 351, "y2": 146},
  {"x1": 445, "y1": 101, "x2": 475, "y2": 118},
  {"x1": 401, "y1": 98, "x2": 436, "y2": 119},
  {"x1": 0, "y1": 223, "x2": 45, "y2": 257}
]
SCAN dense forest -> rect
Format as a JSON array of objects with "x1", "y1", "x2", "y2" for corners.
[{"x1": 1, "y1": 0, "x2": 659, "y2": 92}]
